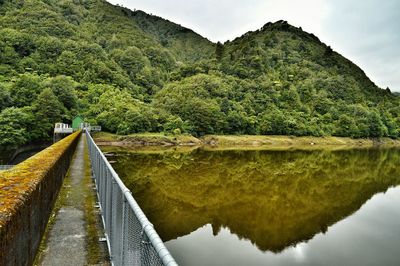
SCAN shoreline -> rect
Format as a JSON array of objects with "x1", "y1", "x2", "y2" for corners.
[{"x1": 93, "y1": 132, "x2": 400, "y2": 150}]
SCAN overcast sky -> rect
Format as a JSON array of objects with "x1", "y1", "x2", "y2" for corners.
[{"x1": 107, "y1": 0, "x2": 400, "y2": 91}]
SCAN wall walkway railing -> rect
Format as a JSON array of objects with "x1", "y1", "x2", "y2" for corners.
[{"x1": 86, "y1": 130, "x2": 177, "y2": 266}]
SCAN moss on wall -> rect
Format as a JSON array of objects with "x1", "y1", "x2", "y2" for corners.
[{"x1": 0, "y1": 131, "x2": 81, "y2": 265}]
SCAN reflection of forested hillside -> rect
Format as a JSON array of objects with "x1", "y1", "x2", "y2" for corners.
[{"x1": 110, "y1": 148, "x2": 400, "y2": 252}]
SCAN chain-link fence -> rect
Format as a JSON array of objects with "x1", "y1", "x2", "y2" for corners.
[{"x1": 86, "y1": 131, "x2": 178, "y2": 266}]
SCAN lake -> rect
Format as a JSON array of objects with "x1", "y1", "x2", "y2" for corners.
[
  {"x1": 0, "y1": 146, "x2": 47, "y2": 165},
  {"x1": 103, "y1": 146, "x2": 400, "y2": 266}
]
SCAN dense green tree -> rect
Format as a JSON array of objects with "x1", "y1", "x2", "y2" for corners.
[
  {"x1": 88, "y1": 88, "x2": 164, "y2": 134},
  {"x1": 0, "y1": 0, "x2": 399, "y2": 147},
  {"x1": 0, "y1": 84, "x2": 11, "y2": 111},
  {"x1": 215, "y1": 42, "x2": 224, "y2": 61},
  {"x1": 9, "y1": 74, "x2": 43, "y2": 107},
  {"x1": 112, "y1": 47, "x2": 150, "y2": 79},
  {"x1": 154, "y1": 74, "x2": 231, "y2": 135},
  {"x1": 0, "y1": 107, "x2": 36, "y2": 148},
  {"x1": 56, "y1": 50, "x2": 83, "y2": 78},
  {"x1": 0, "y1": 39, "x2": 19, "y2": 66},
  {"x1": 163, "y1": 116, "x2": 192, "y2": 134},
  {"x1": 367, "y1": 111, "x2": 388, "y2": 138},
  {"x1": 258, "y1": 109, "x2": 290, "y2": 135},
  {"x1": 33, "y1": 88, "x2": 66, "y2": 134},
  {"x1": 333, "y1": 114, "x2": 359, "y2": 137},
  {"x1": 45, "y1": 76, "x2": 78, "y2": 110}
]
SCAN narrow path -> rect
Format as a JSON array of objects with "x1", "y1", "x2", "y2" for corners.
[{"x1": 37, "y1": 135, "x2": 109, "y2": 265}]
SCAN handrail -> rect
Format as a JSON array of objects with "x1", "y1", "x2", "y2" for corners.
[{"x1": 85, "y1": 130, "x2": 177, "y2": 266}]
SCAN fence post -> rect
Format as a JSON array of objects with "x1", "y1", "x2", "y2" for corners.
[{"x1": 121, "y1": 198, "x2": 127, "y2": 266}]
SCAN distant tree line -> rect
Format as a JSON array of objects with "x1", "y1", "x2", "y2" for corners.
[{"x1": 1, "y1": 1, "x2": 399, "y2": 149}]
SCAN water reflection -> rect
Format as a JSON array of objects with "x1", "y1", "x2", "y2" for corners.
[
  {"x1": 105, "y1": 147, "x2": 400, "y2": 263},
  {"x1": 0, "y1": 147, "x2": 46, "y2": 165}
]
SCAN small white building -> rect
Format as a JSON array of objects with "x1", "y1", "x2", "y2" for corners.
[{"x1": 54, "y1": 123, "x2": 73, "y2": 134}]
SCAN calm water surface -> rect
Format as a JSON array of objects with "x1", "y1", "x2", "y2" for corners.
[
  {"x1": 0, "y1": 147, "x2": 46, "y2": 165},
  {"x1": 104, "y1": 146, "x2": 400, "y2": 266}
]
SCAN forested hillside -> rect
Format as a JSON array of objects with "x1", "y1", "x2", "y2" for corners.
[{"x1": 0, "y1": 0, "x2": 399, "y2": 149}]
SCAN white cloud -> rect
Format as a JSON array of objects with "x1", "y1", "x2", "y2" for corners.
[{"x1": 108, "y1": 0, "x2": 329, "y2": 42}]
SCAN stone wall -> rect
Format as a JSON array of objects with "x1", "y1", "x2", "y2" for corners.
[{"x1": 0, "y1": 131, "x2": 81, "y2": 265}]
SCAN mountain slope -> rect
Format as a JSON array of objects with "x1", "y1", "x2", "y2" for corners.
[
  {"x1": 221, "y1": 20, "x2": 383, "y2": 100},
  {"x1": 120, "y1": 8, "x2": 215, "y2": 63},
  {"x1": 154, "y1": 20, "x2": 399, "y2": 137},
  {"x1": 0, "y1": 0, "x2": 399, "y2": 148},
  {"x1": 0, "y1": 0, "x2": 213, "y2": 94}
]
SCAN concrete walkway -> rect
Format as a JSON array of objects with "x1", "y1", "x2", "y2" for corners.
[{"x1": 38, "y1": 135, "x2": 108, "y2": 265}]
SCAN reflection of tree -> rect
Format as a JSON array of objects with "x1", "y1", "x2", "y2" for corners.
[{"x1": 111, "y1": 148, "x2": 400, "y2": 253}]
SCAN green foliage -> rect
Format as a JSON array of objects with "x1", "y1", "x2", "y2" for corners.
[
  {"x1": 154, "y1": 74, "x2": 229, "y2": 136},
  {"x1": 9, "y1": 73, "x2": 43, "y2": 107},
  {"x1": 33, "y1": 87, "x2": 66, "y2": 134},
  {"x1": 112, "y1": 47, "x2": 149, "y2": 78},
  {"x1": 44, "y1": 75, "x2": 78, "y2": 110},
  {"x1": 163, "y1": 116, "x2": 191, "y2": 134},
  {"x1": 0, "y1": 107, "x2": 42, "y2": 148},
  {"x1": 87, "y1": 88, "x2": 164, "y2": 135},
  {"x1": 0, "y1": 83, "x2": 11, "y2": 111},
  {"x1": 0, "y1": 1, "x2": 399, "y2": 147},
  {"x1": 215, "y1": 42, "x2": 224, "y2": 61},
  {"x1": 334, "y1": 114, "x2": 359, "y2": 137}
]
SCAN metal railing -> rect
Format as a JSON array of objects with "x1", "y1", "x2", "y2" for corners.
[{"x1": 86, "y1": 130, "x2": 177, "y2": 266}]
